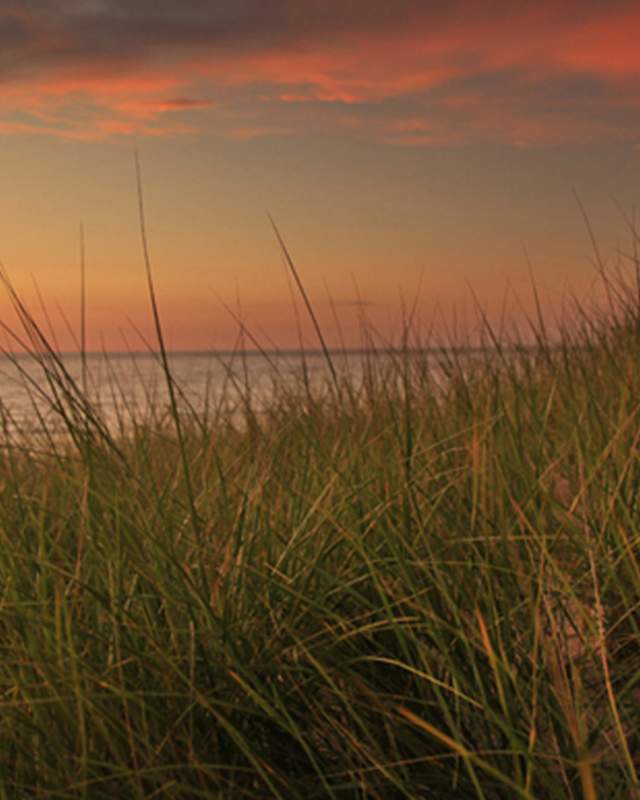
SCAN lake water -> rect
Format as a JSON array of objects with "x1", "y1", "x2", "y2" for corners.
[
  {"x1": 0, "y1": 350, "x2": 378, "y2": 438},
  {"x1": 0, "y1": 346, "x2": 503, "y2": 440}
]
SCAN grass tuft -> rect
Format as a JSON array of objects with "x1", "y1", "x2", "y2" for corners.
[{"x1": 0, "y1": 214, "x2": 639, "y2": 798}]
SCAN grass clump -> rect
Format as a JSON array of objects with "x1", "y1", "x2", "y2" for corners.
[{"x1": 0, "y1": 240, "x2": 639, "y2": 799}]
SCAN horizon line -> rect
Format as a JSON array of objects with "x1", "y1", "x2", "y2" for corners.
[{"x1": 0, "y1": 343, "x2": 555, "y2": 359}]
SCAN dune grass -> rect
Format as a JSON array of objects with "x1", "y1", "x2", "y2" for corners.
[{"x1": 0, "y1": 234, "x2": 639, "y2": 798}]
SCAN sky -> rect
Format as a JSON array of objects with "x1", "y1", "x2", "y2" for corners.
[{"x1": 1, "y1": 0, "x2": 639, "y2": 350}]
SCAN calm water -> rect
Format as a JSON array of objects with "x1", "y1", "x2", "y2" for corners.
[
  {"x1": 0, "y1": 350, "x2": 376, "y2": 438},
  {"x1": 0, "y1": 346, "x2": 506, "y2": 440}
]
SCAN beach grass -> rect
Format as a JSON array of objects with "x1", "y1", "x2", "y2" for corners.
[{"x1": 0, "y1": 236, "x2": 639, "y2": 798}]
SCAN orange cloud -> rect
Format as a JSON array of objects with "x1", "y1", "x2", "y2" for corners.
[
  {"x1": 552, "y1": 7, "x2": 640, "y2": 77},
  {"x1": 113, "y1": 96, "x2": 215, "y2": 121},
  {"x1": 0, "y1": 2, "x2": 638, "y2": 144}
]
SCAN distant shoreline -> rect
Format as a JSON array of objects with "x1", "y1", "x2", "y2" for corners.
[{"x1": 0, "y1": 343, "x2": 561, "y2": 360}]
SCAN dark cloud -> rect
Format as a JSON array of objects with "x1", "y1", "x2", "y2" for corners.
[
  {"x1": 142, "y1": 96, "x2": 214, "y2": 111},
  {"x1": 3, "y1": 1, "x2": 632, "y2": 79},
  {"x1": 0, "y1": 15, "x2": 30, "y2": 49}
]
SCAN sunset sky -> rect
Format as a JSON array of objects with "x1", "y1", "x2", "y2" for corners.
[{"x1": 1, "y1": 0, "x2": 639, "y2": 350}]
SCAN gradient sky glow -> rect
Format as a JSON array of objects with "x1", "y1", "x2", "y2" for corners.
[{"x1": 1, "y1": 0, "x2": 640, "y2": 350}]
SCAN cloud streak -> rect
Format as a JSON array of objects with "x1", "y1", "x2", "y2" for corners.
[{"x1": 0, "y1": 1, "x2": 638, "y2": 144}]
